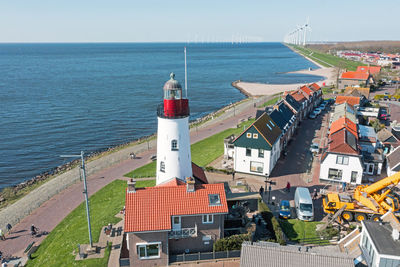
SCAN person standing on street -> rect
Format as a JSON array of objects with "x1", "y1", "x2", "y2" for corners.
[
  {"x1": 6, "y1": 224, "x2": 12, "y2": 235},
  {"x1": 259, "y1": 186, "x2": 264, "y2": 197},
  {"x1": 286, "y1": 182, "x2": 291, "y2": 192}
]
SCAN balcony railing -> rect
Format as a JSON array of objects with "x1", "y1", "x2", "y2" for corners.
[{"x1": 168, "y1": 226, "x2": 197, "y2": 239}]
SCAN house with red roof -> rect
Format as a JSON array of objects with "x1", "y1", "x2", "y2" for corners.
[
  {"x1": 308, "y1": 83, "x2": 323, "y2": 106},
  {"x1": 284, "y1": 90, "x2": 309, "y2": 120},
  {"x1": 319, "y1": 128, "x2": 363, "y2": 184},
  {"x1": 335, "y1": 95, "x2": 361, "y2": 108},
  {"x1": 299, "y1": 85, "x2": 314, "y2": 114},
  {"x1": 329, "y1": 117, "x2": 358, "y2": 138},
  {"x1": 124, "y1": 179, "x2": 228, "y2": 266},
  {"x1": 338, "y1": 71, "x2": 373, "y2": 90},
  {"x1": 356, "y1": 66, "x2": 381, "y2": 76}
]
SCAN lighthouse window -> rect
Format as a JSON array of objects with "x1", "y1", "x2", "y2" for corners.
[
  {"x1": 160, "y1": 161, "x2": 165, "y2": 173},
  {"x1": 171, "y1": 140, "x2": 178, "y2": 151},
  {"x1": 165, "y1": 89, "x2": 181, "y2": 100}
]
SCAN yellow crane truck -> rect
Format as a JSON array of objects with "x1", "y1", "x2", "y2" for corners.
[{"x1": 322, "y1": 172, "x2": 400, "y2": 222}]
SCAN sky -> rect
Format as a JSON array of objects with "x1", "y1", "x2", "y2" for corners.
[{"x1": 1, "y1": 0, "x2": 399, "y2": 43}]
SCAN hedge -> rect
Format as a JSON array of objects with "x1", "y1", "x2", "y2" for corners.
[
  {"x1": 213, "y1": 233, "x2": 251, "y2": 251},
  {"x1": 258, "y1": 201, "x2": 286, "y2": 245}
]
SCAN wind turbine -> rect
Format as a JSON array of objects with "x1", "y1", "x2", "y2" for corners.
[{"x1": 302, "y1": 17, "x2": 311, "y2": 46}]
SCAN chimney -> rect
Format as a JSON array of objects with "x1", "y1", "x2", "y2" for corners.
[
  {"x1": 186, "y1": 177, "x2": 195, "y2": 192},
  {"x1": 127, "y1": 178, "x2": 136, "y2": 193}
]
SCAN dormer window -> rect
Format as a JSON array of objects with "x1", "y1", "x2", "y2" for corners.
[
  {"x1": 209, "y1": 194, "x2": 221, "y2": 206},
  {"x1": 171, "y1": 140, "x2": 178, "y2": 151}
]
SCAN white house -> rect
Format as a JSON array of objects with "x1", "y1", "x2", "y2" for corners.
[
  {"x1": 359, "y1": 217, "x2": 400, "y2": 267},
  {"x1": 320, "y1": 128, "x2": 363, "y2": 184},
  {"x1": 386, "y1": 146, "x2": 400, "y2": 176},
  {"x1": 233, "y1": 113, "x2": 282, "y2": 177}
]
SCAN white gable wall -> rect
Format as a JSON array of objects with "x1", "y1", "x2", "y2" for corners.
[{"x1": 320, "y1": 153, "x2": 363, "y2": 184}]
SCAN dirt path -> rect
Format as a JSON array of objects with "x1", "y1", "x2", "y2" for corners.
[{"x1": 0, "y1": 95, "x2": 272, "y2": 258}]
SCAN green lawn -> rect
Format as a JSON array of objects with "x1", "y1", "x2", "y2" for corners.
[
  {"x1": 258, "y1": 96, "x2": 280, "y2": 108},
  {"x1": 125, "y1": 119, "x2": 255, "y2": 178},
  {"x1": 279, "y1": 219, "x2": 320, "y2": 242},
  {"x1": 29, "y1": 179, "x2": 155, "y2": 267},
  {"x1": 291, "y1": 45, "x2": 364, "y2": 71}
]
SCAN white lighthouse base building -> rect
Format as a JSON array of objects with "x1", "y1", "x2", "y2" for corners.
[{"x1": 156, "y1": 116, "x2": 192, "y2": 185}]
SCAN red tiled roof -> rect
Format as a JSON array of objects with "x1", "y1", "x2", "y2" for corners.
[
  {"x1": 356, "y1": 66, "x2": 381, "y2": 75},
  {"x1": 328, "y1": 128, "x2": 359, "y2": 155},
  {"x1": 309, "y1": 83, "x2": 321, "y2": 92},
  {"x1": 125, "y1": 183, "x2": 228, "y2": 232},
  {"x1": 289, "y1": 90, "x2": 306, "y2": 103},
  {"x1": 300, "y1": 85, "x2": 313, "y2": 96},
  {"x1": 340, "y1": 71, "x2": 369, "y2": 80},
  {"x1": 335, "y1": 96, "x2": 361, "y2": 106},
  {"x1": 329, "y1": 117, "x2": 358, "y2": 138}
]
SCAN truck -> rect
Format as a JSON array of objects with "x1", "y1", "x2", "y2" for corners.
[{"x1": 322, "y1": 172, "x2": 400, "y2": 222}]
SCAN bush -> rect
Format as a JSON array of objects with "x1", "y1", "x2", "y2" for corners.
[
  {"x1": 317, "y1": 226, "x2": 339, "y2": 239},
  {"x1": 258, "y1": 201, "x2": 286, "y2": 245},
  {"x1": 213, "y1": 233, "x2": 251, "y2": 251}
]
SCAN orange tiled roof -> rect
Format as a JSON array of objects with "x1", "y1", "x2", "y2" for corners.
[
  {"x1": 356, "y1": 66, "x2": 381, "y2": 75},
  {"x1": 330, "y1": 117, "x2": 358, "y2": 138},
  {"x1": 335, "y1": 95, "x2": 361, "y2": 106},
  {"x1": 340, "y1": 71, "x2": 369, "y2": 80},
  {"x1": 289, "y1": 90, "x2": 306, "y2": 103},
  {"x1": 125, "y1": 183, "x2": 228, "y2": 232},
  {"x1": 300, "y1": 85, "x2": 313, "y2": 96},
  {"x1": 308, "y1": 83, "x2": 321, "y2": 92}
]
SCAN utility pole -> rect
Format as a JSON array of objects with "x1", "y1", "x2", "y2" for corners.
[
  {"x1": 61, "y1": 151, "x2": 93, "y2": 248},
  {"x1": 264, "y1": 176, "x2": 276, "y2": 204}
]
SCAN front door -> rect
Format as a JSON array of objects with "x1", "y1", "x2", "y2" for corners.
[{"x1": 172, "y1": 216, "x2": 181, "y2": 230}]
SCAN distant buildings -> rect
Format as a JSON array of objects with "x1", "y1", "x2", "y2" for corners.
[
  {"x1": 337, "y1": 50, "x2": 400, "y2": 68},
  {"x1": 338, "y1": 71, "x2": 373, "y2": 90}
]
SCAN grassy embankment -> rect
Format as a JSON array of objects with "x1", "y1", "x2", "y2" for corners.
[
  {"x1": 257, "y1": 95, "x2": 281, "y2": 108},
  {"x1": 125, "y1": 118, "x2": 256, "y2": 178},
  {"x1": 29, "y1": 179, "x2": 155, "y2": 267},
  {"x1": 290, "y1": 45, "x2": 364, "y2": 71}
]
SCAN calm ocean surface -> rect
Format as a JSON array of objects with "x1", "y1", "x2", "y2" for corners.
[{"x1": 0, "y1": 42, "x2": 322, "y2": 189}]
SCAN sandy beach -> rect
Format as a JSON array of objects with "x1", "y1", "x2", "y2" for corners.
[{"x1": 233, "y1": 49, "x2": 338, "y2": 96}]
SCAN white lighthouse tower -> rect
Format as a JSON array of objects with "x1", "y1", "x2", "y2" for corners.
[{"x1": 156, "y1": 73, "x2": 192, "y2": 185}]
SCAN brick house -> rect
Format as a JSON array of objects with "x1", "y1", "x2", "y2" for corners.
[
  {"x1": 338, "y1": 71, "x2": 373, "y2": 90},
  {"x1": 286, "y1": 90, "x2": 308, "y2": 120},
  {"x1": 233, "y1": 112, "x2": 282, "y2": 177},
  {"x1": 124, "y1": 178, "x2": 228, "y2": 267},
  {"x1": 308, "y1": 82, "x2": 323, "y2": 107},
  {"x1": 299, "y1": 85, "x2": 314, "y2": 114},
  {"x1": 282, "y1": 94, "x2": 302, "y2": 125},
  {"x1": 269, "y1": 102, "x2": 296, "y2": 152}
]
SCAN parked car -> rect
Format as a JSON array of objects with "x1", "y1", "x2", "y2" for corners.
[
  {"x1": 313, "y1": 108, "x2": 322, "y2": 115},
  {"x1": 319, "y1": 103, "x2": 326, "y2": 110},
  {"x1": 279, "y1": 200, "x2": 291, "y2": 219},
  {"x1": 309, "y1": 112, "x2": 317, "y2": 119},
  {"x1": 310, "y1": 143, "x2": 319, "y2": 154},
  {"x1": 295, "y1": 187, "x2": 314, "y2": 221}
]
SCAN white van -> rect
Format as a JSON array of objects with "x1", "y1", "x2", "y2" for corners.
[{"x1": 294, "y1": 187, "x2": 314, "y2": 221}]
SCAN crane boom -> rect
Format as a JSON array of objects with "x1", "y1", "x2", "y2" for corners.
[{"x1": 360, "y1": 172, "x2": 400, "y2": 195}]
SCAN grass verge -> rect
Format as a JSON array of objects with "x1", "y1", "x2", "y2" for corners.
[
  {"x1": 29, "y1": 179, "x2": 155, "y2": 267},
  {"x1": 124, "y1": 119, "x2": 255, "y2": 178},
  {"x1": 258, "y1": 96, "x2": 281, "y2": 108}
]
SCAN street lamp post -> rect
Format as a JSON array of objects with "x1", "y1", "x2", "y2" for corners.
[
  {"x1": 61, "y1": 151, "x2": 93, "y2": 248},
  {"x1": 264, "y1": 175, "x2": 276, "y2": 204}
]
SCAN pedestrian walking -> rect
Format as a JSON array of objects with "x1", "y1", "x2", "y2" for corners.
[
  {"x1": 259, "y1": 186, "x2": 264, "y2": 197},
  {"x1": 232, "y1": 171, "x2": 235, "y2": 181},
  {"x1": 312, "y1": 189, "x2": 318, "y2": 200},
  {"x1": 6, "y1": 223, "x2": 11, "y2": 235},
  {"x1": 0, "y1": 229, "x2": 5, "y2": 241},
  {"x1": 286, "y1": 182, "x2": 291, "y2": 193},
  {"x1": 342, "y1": 181, "x2": 347, "y2": 192}
]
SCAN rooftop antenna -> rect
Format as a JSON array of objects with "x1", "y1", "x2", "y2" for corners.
[{"x1": 184, "y1": 46, "x2": 188, "y2": 98}]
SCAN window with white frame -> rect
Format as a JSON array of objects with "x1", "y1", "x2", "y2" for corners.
[
  {"x1": 328, "y1": 168, "x2": 342, "y2": 180},
  {"x1": 171, "y1": 139, "x2": 178, "y2": 151},
  {"x1": 209, "y1": 194, "x2": 221, "y2": 206},
  {"x1": 253, "y1": 133, "x2": 258, "y2": 139},
  {"x1": 336, "y1": 155, "x2": 349, "y2": 165},
  {"x1": 202, "y1": 214, "x2": 214, "y2": 224},
  {"x1": 246, "y1": 148, "x2": 251, "y2": 157},
  {"x1": 246, "y1": 133, "x2": 252, "y2": 138},
  {"x1": 137, "y1": 242, "x2": 161, "y2": 259},
  {"x1": 258, "y1": 149, "x2": 264, "y2": 158}
]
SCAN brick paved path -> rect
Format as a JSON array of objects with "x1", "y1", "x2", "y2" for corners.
[{"x1": 0, "y1": 96, "x2": 270, "y2": 258}]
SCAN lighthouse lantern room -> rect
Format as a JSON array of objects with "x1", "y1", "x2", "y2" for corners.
[{"x1": 156, "y1": 73, "x2": 192, "y2": 185}]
